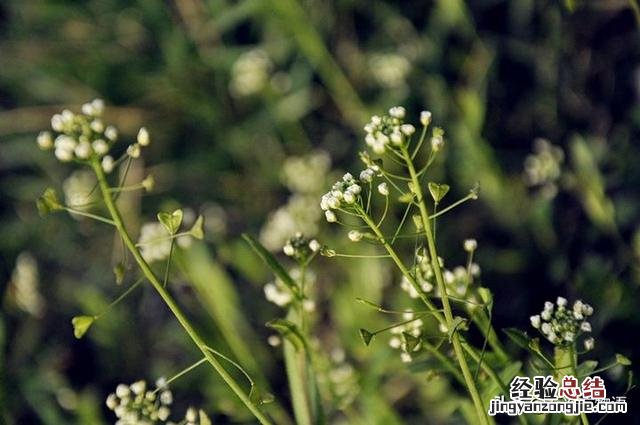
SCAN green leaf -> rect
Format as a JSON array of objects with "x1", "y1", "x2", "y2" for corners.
[
  {"x1": 190, "y1": 215, "x2": 205, "y2": 240},
  {"x1": 398, "y1": 192, "x2": 415, "y2": 203},
  {"x1": 36, "y1": 188, "x2": 63, "y2": 216},
  {"x1": 199, "y1": 410, "x2": 212, "y2": 425},
  {"x1": 242, "y1": 234, "x2": 301, "y2": 298},
  {"x1": 503, "y1": 328, "x2": 530, "y2": 350},
  {"x1": 113, "y1": 263, "x2": 125, "y2": 285},
  {"x1": 428, "y1": 182, "x2": 450, "y2": 203},
  {"x1": 249, "y1": 386, "x2": 275, "y2": 405},
  {"x1": 157, "y1": 209, "x2": 183, "y2": 234},
  {"x1": 266, "y1": 319, "x2": 306, "y2": 351},
  {"x1": 616, "y1": 353, "x2": 632, "y2": 366},
  {"x1": 447, "y1": 316, "x2": 468, "y2": 343},
  {"x1": 402, "y1": 332, "x2": 421, "y2": 352},
  {"x1": 71, "y1": 315, "x2": 95, "y2": 339},
  {"x1": 503, "y1": 328, "x2": 554, "y2": 368},
  {"x1": 359, "y1": 328, "x2": 374, "y2": 346}
]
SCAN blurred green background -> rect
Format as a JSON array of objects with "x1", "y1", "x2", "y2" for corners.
[{"x1": 1, "y1": 0, "x2": 640, "y2": 423}]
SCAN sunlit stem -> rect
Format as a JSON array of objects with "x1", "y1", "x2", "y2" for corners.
[
  {"x1": 369, "y1": 314, "x2": 427, "y2": 336},
  {"x1": 391, "y1": 202, "x2": 414, "y2": 245},
  {"x1": 152, "y1": 358, "x2": 208, "y2": 395},
  {"x1": 108, "y1": 183, "x2": 146, "y2": 192},
  {"x1": 95, "y1": 276, "x2": 145, "y2": 320},
  {"x1": 63, "y1": 206, "x2": 115, "y2": 225},
  {"x1": 330, "y1": 253, "x2": 391, "y2": 258},
  {"x1": 162, "y1": 239, "x2": 175, "y2": 288},
  {"x1": 135, "y1": 231, "x2": 192, "y2": 247},
  {"x1": 90, "y1": 159, "x2": 273, "y2": 425},
  {"x1": 399, "y1": 144, "x2": 489, "y2": 425},
  {"x1": 411, "y1": 125, "x2": 429, "y2": 160},
  {"x1": 353, "y1": 203, "x2": 445, "y2": 325},
  {"x1": 376, "y1": 195, "x2": 389, "y2": 227},
  {"x1": 429, "y1": 194, "x2": 476, "y2": 219}
]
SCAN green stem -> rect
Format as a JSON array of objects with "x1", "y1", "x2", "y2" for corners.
[
  {"x1": 283, "y1": 309, "x2": 313, "y2": 425},
  {"x1": 91, "y1": 160, "x2": 273, "y2": 425},
  {"x1": 399, "y1": 145, "x2": 490, "y2": 425},
  {"x1": 555, "y1": 345, "x2": 589, "y2": 425}
]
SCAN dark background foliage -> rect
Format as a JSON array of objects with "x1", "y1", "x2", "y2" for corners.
[{"x1": 1, "y1": 0, "x2": 639, "y2": 423}]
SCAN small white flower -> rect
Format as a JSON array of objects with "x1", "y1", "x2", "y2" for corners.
[
  {"x1": 185, "y1": 407, "x2": 197, "y2": 422},
  {"x1": 308, "y1": 239, "x2": 320, "y2": 252},
  {"x1": 90, "y1": 119, "x2": 104, "y2": 133},
  {"x1": 584, "y1": 337, "x2": 595, "y2": 351},
  {"x1": 325, "y1": 210, "x2": 337, "y2": 223},
  {"x1": 130, "y1": 380, "x2": 146, "y2": 395},
  {"x1": 377, "y1": 182, "x2": 389, "y2": 196},
  {"x1": 348, "y1": 184, "x2": 362, "y2": 195},
  {"x1": 106, "y1": 393, "x2": 118, "y2": 410},
  {"x1": 115, "y1": 384, "x2": 130, "y2": 398},
  {"x1": 544, "y1": 301, "x2": 554, "y2": 313},
  {"x1": 343, "y1": 191, "x2": 356, "y2": 204},
  {"x1": 137, "y1": 127, "x2": 150, "y2": 146},
  {"x1": 582, "y1": 303, "x2": 594, "y2": 316},
  {"x1": 104, "y1": 125, "x2": 118, "y2": 141},
  {"x1": 37, "y1": 131, "x2": 53, "y2": 150},
  {"x1": 581, "y1": 322, "x2": 592, "y2": 332},
  {"x1": 348, "y1": 230, "x2": 362, "y2": 242},
  {"x1": 541, "y1": 322, "x2": 551, "y2": 335},
  {"x1": 400, "y1": 352, "x2": 412, "y2": 363},
  {"x1": 142, "y1": 175, "x2": 154, "y2": 191},
  {"x1": 564, "y1": 331, "x2": 575, "y2": 342},
  {"x1": 400, "y1": 124, "x2": 415, "y2": 136},
  {"x1": 126, "y1": 143, "x2": 141, "y2": 158},
  {"x1": 431, "y1": 135, "x2": 444, "y2": 152},
  {"x1": 360, "y1": 169, "x2": 374, "y2": 183},
  {"x1": 157, "y1": 406, "x2": 170, "y2": 421},
  {"x1": 91, "y1": 99, "x2": 104, "y2": 115},
  {"x1": 463, "y1": 239, "x2": 477, "y2": 252},
  {"x1": 51, "y1": 114, "x2": 65, "y2": 131},
  {"x1": 530, "y1": 315, "x2": 541, "y2": 329},
  {"x1": 390, "y1": 131, "x2": 403, "y2": 145},
  {"x1": 420, "y1": 111, "x2": 432, "y2": 126},
  {"x1": 55, "y1": 148, "x2": 74, "y2": 162},
  {"x1": 267, "y1": 335, "x2": 281, "y2": 347},
  {"x1": 102, "y1": 155, "x2": 114, "y2": 173},
  {"x1": 160, "y1": 390, "x2": 173, "y2": 405},
  {"x1": 74, "y1": 141, "x2": 92, "y2": 159},
  {"x1": 92, "y1": 139, "x2": 109, "y2": 155},
  {"x1": 303, "y1": 299, "x2": 315, "y2": 312},
  {"x1": 557, "y1": 297, "x2": 567, "y2": 307},
  {"x1": 283, "y1": 243, "x2": 295, "y2": 256},
  {"x1": 328, "y1": 196, "x2": 340, "y2": 209},
  {"x1": 388, "y1": 106, "x2": 405, "y2": 119}
]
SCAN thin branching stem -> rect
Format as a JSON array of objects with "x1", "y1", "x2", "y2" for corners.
[
  {"x1": 91, "y1": 160, "x2": 273, "y2": 425},
  {"x1": 399, "y1": 145, "x2": 490, "y2": 425}
]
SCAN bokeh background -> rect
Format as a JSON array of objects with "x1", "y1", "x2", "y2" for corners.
[{"x1": 1, "y1": 0, "x2": 640, "y2": 423}]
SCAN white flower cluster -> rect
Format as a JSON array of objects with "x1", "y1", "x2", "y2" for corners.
[
  {"x1": 264, "y1": 267, "x2": 316, "y2": 311},
  {"x1": 38, "y1": 99, "x2": 150, "y2": 173},
  {"x1": 260, "y1": 152, "x2": 330, "y2": 251},
  {"x1": 230, "y1": 49, "x2": 272, "y2": 97},
  {"x1": 368, "y1": 53, "x2": 411, "y2": 89},
  {"x1": 283, "y1": 232, "x2": 320, "y2": 262},
  {"x1": 389, "y1": 311, "x2": 424, "y2": 363},
  {"x1": 400, "y1": 247, "x2": 481, "y2": 304},
  {"x1": 363, "y1": 107, "x2": 416, "y2": 154},
  {"x1": 281, "y1": 151, "x2": 331, "y2": 194},
  {"x1": 320, "y1": 173, "x2": 363, "y2": 223},
  {"x1": 524, "y1": 138, "x2": 564, "y2": 199},
  {"x1": 105, "y1": 380, "x2": 172, "y2": 424},
  {"x1": 530, "y1": 297, "x2": 594, "y2": 350}
]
